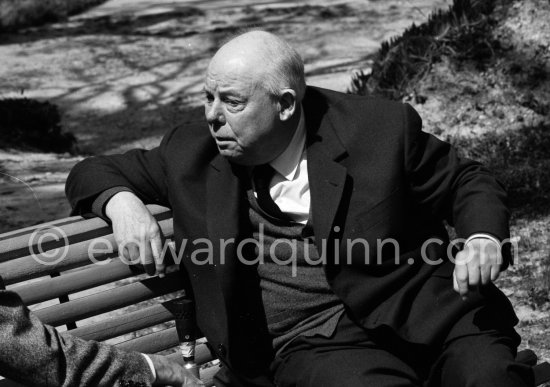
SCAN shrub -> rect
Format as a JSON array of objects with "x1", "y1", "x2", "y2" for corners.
[
  {"x1": 0, "y1": 98, "x2": 76, "y2": 153},
  {"x1": 348, "y1": 0, "x2": 502, "y2": 99},
  {"x1": 0, "y1": 0, "x2": 108, "y2": 31},
  {"x1": 451, "y1": 125, "x2": 550, "y2": 214}
]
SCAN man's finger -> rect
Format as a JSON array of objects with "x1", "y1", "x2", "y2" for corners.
[
  {"x1": 453, "y1": 270, "x2": 459, "y2": 293},
  {"x1": 489, "y1": 245, "x2": 502, "y2": 282},
  {"x1": 141, "y1": 240, "x2": 156, "y2": 275},
  {"x1": 465, "y1": 237, "x2": 502, "y2": 286},
  {"x1": 480, "y1": 259, "x2": 492, "y2": 285},
  {"x1": 150, "y1": 235, "x2": 166, "y2": 278},
  {"x1": 124, "y1": 242, "x2": 141, "y2": 265},
  {"x1": 490, "y1": 264, "x2": 501, "y2": 282},
  {"x1": 120, "y1": 244, "x2": 131, "y2": 261},
  {"x1": 466, "y1": 259, "x2": 481, "y2": 288},
  {"x1": 454, "y1": 253, "x2": 469, "y2": 299}
]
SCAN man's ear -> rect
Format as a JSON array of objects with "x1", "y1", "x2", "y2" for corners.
[{"x1": 278, "y1": 89, "x2": 297, "y2": 121}]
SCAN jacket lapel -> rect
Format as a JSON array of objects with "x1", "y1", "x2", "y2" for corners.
[
  {"x1": 303, "y1": 89, "x2": 349, "y2": 249},
  {"x1": 206, "y1": 154, "x2": 246, "y2": 266}
]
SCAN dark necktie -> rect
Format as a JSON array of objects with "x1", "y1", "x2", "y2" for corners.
[{"x1": 253, "y1": 164, "x2": 287, "y2": 220}]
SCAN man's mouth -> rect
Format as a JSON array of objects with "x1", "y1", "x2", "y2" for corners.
[
  {"x1": 215, "y1": 137, "x2": 234, "y2": 143},
  {"x1": 215, "y1": 138, "x2": 234, "y2": 149}
]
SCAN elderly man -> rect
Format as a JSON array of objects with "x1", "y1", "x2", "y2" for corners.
[
  {"x1": 0, "y1": 289, "x2": 202, "y2": 386},
  {"x1": 66, "y1": 31, "x2": 533, "y2": 386}
]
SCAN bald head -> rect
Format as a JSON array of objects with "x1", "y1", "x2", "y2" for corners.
[
  {"x1": 209, "y1": 31, "x2": 306, "y2": 102},
  {"x1": 203, "y1": 31, "x2": 305, "y2": 165}
]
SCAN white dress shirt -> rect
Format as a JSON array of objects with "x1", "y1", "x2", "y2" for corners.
[{"x1": 261, "y1": 107, "x2": 310, "y2": 224}]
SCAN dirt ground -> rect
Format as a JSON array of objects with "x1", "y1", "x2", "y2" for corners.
[{"x1": 0, "y1": 0, "x2": 451, "y2": 232}]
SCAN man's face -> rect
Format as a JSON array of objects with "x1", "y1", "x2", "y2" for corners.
[{"x1": 203, "y1": 58, "x2": 290, "y2": 166}]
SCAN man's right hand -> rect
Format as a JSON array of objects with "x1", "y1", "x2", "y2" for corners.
[{"x1": 105, "y1": 191, "x2": 166, "y2": 276}]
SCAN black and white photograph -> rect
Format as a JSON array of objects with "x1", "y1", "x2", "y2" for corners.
[{"x1": 1, "y1": 0, "x2": 549, "y2": 386}]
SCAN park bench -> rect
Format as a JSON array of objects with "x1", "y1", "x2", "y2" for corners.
[
  {"x1": 0, "y1": 205, "x2": 549, "y2": 386},
  {"x1": 0, "y1": 205, "x2": 218, "y2": 386}
]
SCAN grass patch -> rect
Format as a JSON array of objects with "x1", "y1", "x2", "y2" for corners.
[
  {"x1": 0, "y1": 98, "x2": 76, "y2": 153},
  {"x1": 0, "y1": 0, "x2": 108, "y2": 31},
  {"x1": 348, "y1": 0, "x2": 503, "y2": 100}
]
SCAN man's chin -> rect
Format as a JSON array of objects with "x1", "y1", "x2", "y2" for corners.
[
  {"x1": 219, "y1": 152, "x2": 260, "y2": 167},
  {"x1": 218, "y1": 150, "x2": 246, "y2": 164}
]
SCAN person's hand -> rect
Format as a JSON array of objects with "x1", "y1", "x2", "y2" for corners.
[
  {"x1": 453, "y1": 237, "x2": 502, "y2": 300},
  {"x1": 148, "y1": 355, "x2": 205, "y2": 386},
  {"x1": 105, "y1": 191, "x2": 166, "y2": 276}
]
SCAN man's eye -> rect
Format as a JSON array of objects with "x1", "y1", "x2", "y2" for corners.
[
  {"x1": 204, "y1": 93, "x2": 214, "y2": 103},
  {"x1": 226, "y1": 99, "x2": 244, "y2": 109}
]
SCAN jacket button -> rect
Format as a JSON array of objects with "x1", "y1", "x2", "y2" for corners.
[{"x1": 217, "y1": 343, "x2": 227, "y2": 357}]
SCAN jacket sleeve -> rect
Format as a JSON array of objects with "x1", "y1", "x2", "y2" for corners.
[
  {"x1": 65, "y1": 128, "x2": 179, "y2": 216},
  {"x1": 402, "y1": 103, "x2": 511, "y2": 264},
  {"x1": 0, "y1": 290, "x2": 153, "y2": 387}
]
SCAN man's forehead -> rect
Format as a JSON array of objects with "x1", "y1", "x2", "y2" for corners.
[
  {"x1": 209, "y1": 54, "x2": 253, "y2": 75},
  {"x1": 204, "y1": 81, "x2": 251, "y2": 96},
  {"x1": 204, "y1": 62, "x2": 260, "y2": 93}
]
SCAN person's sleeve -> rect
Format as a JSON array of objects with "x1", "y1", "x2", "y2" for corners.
[
  {"x1": 142, "y1": 354, "x2": 157, "y2": 382},
  {"x1": 91, "y1": 186, "x2": 134, "y2": 219},
  {"x1": 464, "y1": 233, "x2": 502, "y2": 250},
  {"x1": 401, "y1": 103, "x2": 512, "y2": 267},
  {"x1": 65, "y1": 128, "x2": 178, "y2": 216},
  {"x1": 0, "y1": 290, "x2": 154, "y2": 387}
]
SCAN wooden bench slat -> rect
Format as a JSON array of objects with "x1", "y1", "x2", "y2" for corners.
[
  {"x1": 116, "y1": 326, "x2": 179, "y2": 353},
  {"x1": 0, "y1": 216, "x2": 81, "y2": 241},
  {"x1": 0, "y1": 218, "x2": 174, "y2": 286},
  {"x1": 34, "y1": 271, "x2": 183, "y2": 326},
  {"x1": 67, "y1": 302, "x2": 174, "y2": 341},
  {"x1": 0, "y1": 236, "x2": 115, "y2": 285},
  {"x1": 11, "y1": 259, "x2": 141, "y2": 305},
  {"x1": 0, "y1": 221, "x2": 113, "y2": 264},
  {"x1": 0, "y1": 205, "x2": 171, "y2": 263}
]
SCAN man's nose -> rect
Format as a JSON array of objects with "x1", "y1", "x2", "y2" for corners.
[{"x1": 205, "y1": 101, "x2": 226, "y2": 129}]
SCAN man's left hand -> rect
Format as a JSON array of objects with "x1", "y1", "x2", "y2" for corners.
[{"x1": 453, "y1": 237, "x2": 502, "y2": 299}]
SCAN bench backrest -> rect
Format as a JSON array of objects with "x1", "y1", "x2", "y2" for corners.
[{"x1": 0, "y1": 205, "x2": 217, "y2": 386}]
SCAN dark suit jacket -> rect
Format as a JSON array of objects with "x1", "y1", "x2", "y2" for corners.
[
  {"x1": 66, "y1": 86, "x2": 518, "y2": 386},
  {"x1": 0, "y1": 290, "x2": 152, "y2": 387}
]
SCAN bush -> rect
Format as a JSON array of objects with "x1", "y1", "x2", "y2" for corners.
[
  {"x1": 0, "y1": 0, "x2": 108, "y2": 31},
  {"x1": 348, "y1": 0, "x2": 502, "y2": 100},
  {"x1": 0, "y1": 98, "x2": 76, "y2": 153},
  {"x1": 451, "y1": 125, "x2": 550, "y2": 214}
]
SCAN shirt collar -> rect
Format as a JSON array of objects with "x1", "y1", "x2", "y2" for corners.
[{"x1": 270, "y1": 106, "x2": 306, "y2": 181}]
